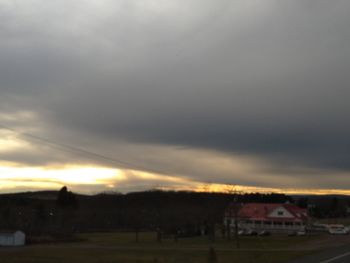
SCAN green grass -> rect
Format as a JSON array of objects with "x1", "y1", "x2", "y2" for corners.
[
  {"x1": 78, "y1": 231, "x2": 317, "y2": 249},
  {"x1": 317, "y1": 218, "x2": 350, "y2": 226},
  {"x1": 0, "y1": 247, "x2": 311, "y2": 263},
  {"x1": 0, "y1": 232, "x2": 318, "y2": 263}
]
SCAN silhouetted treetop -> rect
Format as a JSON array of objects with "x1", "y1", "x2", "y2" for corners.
[{"x1": 56, "y1": 186, "x2": 78, "y2": 208}]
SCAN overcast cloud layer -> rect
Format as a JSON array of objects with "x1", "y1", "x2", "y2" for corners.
[{"x1": 1, "y1": 0, "x2": 350, "y2": 192}]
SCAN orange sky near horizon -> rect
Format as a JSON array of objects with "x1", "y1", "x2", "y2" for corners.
[
  {"x1": 1, "y1": 128, "x2": 350, "y2": 195},
  {"x1": 1, "y1": 162, "x2": 350, "y2": 196}
]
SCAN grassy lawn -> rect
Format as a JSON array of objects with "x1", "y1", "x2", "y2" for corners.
[
  {"x1": 317, "y1": 218, "x2": 350, "y2": 226},
  {"x1": 0, "y1": 247, "x2": 312, "y2": 263},
  {"x1": 78, "y1": 231, "x2": 316, "y2": 249},
  {"x1": 0, "y1": 232, "x2": 318, "y2": 263}
]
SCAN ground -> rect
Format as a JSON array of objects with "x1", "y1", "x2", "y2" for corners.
[
  {"x1": 0, "y1": 232, "x2": 349, "y2": 263},
  {"x1": 317, "y1": 218, "x2": 350, "y2": 226}
]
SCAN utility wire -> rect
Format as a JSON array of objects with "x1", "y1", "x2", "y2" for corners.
[{"x1": 0, "y1": 123, "x2": 173, "y2": 176}]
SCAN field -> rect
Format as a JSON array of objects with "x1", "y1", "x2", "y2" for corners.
[
  {"x1": 0, "y1": 232, "x2": 323, "y2": 263},
  {"x1": 317, "y1": 218, "x2": 350, "y2": 226}
]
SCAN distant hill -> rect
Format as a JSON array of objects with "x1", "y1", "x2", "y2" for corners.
[{"x1": 0, "y1": 190, "x2": 88, "y2": 200}]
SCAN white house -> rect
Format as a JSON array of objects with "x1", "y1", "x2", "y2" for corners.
[
  {"x1": 224, "y1": 203, "x2": 310, "y2": 233},
  {"x1": 0, "y1": 231, "x2": 26, "y2": 246}
]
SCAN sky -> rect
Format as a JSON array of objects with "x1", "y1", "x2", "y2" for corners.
[{"x1": 1, "y1": 0, "x2": 350, "y2": 194}]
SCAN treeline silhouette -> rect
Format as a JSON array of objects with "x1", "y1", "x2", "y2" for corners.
[
  {"x1": 0, "y1": 187, "x2": 292, "y2": 239},
  {"x1": 1, "y1": 188, "x2": 349, "y2": 240}
]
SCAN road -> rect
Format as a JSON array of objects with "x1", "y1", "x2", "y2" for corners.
[{"x1": 288, "y1": 244, "x2": 350, "y2": 263}]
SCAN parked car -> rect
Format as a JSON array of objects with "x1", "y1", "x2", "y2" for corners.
[
  {"x1": 238, "y1": 229, "x2": 257, "y2": 236},
  {"x1": 238, "y1": 229, "x2": 246, "y2": 236},
  {"x1": 328, "y1": 224, "x2": 349, "y2": 235},
  {"x1": 245, "y1": 229, "x2": 257, "y2": 236},
  {"x1": 308, "y1": 223, "x2": 328, "y2": 233},
  {"x1": 258, "y1": 230, "x2": 270, "y2": 236},
  {"x1": 297, "y1": 230, "x2": 306, "y2": 236}
]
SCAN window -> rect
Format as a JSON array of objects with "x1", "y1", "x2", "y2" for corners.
[{"x1": 278, "y1": 211, "x2": 284, "y2": 216}]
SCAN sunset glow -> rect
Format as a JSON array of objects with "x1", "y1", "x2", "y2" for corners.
[
  {"x1": 0, "y1": 165, "x2": 123, "y2": 191},
  {"x1": 1, "y1": 134, "x2": 350, "y2": 195},
  {"x1": 0, "y1": 161, "x2": 349, "y2": 195}
]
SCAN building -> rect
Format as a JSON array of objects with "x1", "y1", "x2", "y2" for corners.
[
  {"x1": 224, "y1": 203, "x2": 309, "y2": 233},
  {"x1": 0, "y1": 231, "x2": 26, "y2": 246}
]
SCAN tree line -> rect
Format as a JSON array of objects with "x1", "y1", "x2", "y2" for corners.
[{"x1": 0, "y1": 187, "x2": 348, "y2": 240}]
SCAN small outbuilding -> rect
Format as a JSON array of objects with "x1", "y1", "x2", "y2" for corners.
[{"x1": 0, "y1": 230, "x2": 26, "y2": 246}]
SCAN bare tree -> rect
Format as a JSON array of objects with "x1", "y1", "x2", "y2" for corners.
[{"x1": 225, "y1": 184, "x2": 241, "y2": 249}]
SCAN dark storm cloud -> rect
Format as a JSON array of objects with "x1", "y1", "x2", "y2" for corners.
[{"x1": 1, "y1": 0, "x2": 350, "y2": 189}]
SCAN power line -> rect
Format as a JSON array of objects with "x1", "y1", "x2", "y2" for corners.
[{"x1": 0, "y1": 123, "x2": 173, "y2": 176}]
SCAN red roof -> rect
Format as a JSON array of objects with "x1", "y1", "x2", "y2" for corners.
[{"x1": 226, "y1": 203, "x2": 309, "y2": 222}]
